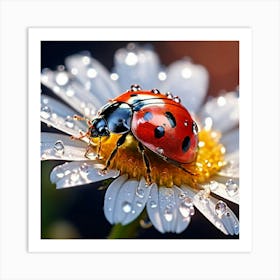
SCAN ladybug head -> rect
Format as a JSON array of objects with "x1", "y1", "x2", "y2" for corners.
[{"x1": 90, "y1": 117, "x2": 110, "y2": 138}]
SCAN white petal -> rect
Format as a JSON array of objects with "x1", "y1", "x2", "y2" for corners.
[
  {"x1": 122, "y1": 177, "x2": 151, "y2": 225},
  {"x1": 41, "y1": 132, "x2": 90, "y2": 161},
  {"x1": 104, "y1": 177, "x2": 151, "y2": 226},
  {"x1": 181, "y1": 185, "x2": 239, "y2": 235},
  {"x1": 114, "y1": 44, "x2": 161, "y2": 91},
  {"x1": 218, "y1": 151, "x2": 239, "y2": 178},
  {"x1": 41, "y1": 68, "x2": 100, "y2": 118},
  {"x1": 41, "y1": 95, "x2": 88, "y2": 137},
  {"x1": 199, "y1": 91, "x2": 239, "y2": 133},
  {"x1": 162, "y1": 59, "x2": 209, "y2": 113},
  {"x1": 147, "y1": 185, "x2": 193, "y2": 234},
  {"x1": 146, "y1": 183, "x2": 164, "y2": 233},
  {"x1": 50, "y1": 161, "x2": 119, "y2": 189},
  {"x1": 158, "y1": 187, "x2": 178, "y2": 233},
  {"x1": 201, "y1": 179, "x2": 239, "y2": 205},
  {"x1": 104, "y1": 174, "x2": 128, "y2": 224},
  {"x1": 221, "y1": 128, "x2": 239, "y2": 154},
  {"x1": 220, "y1": 208, "x2": 239, "y2": 235},
  {"x1": 173, "y1": 186, "x2": 191, "y2": 234},
  {"x1": 65, "y1": 53, "x2": 120, "y2": 104},
  {"x1": 113, "y1": 179, "x2": 139, "y2": 224}
]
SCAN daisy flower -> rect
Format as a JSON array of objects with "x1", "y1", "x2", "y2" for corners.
[{"x1": 41, "y1": 42, "x2": 239, "y2": 237}]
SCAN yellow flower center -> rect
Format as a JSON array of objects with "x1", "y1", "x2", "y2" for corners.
[{"x1": 88, "y1": 128, "x2": 225, "y2": 188}]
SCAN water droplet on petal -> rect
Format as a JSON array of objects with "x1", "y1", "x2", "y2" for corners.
[
  {"x1": 110, "y1": 73, "x2": 119, "y2": 81},
  {"x1": 53, "y1": 140, "x2": 65, "y2": 156},
  {"x1": 215, "y1": 220, "x2": 223, "y2": 229},
  {"x1": 198, "y1": 189, "x2": 210, "y2": 203},
  {"x1": 136, "y1": 188, "x2": 145, "y2": 198},
  {"x1": 125, "y1": 52, "x2": 138, "y2": 66},
  {"x1": 41, "y1": 153, "x2": 48, "y2": 160},
  {"x1": 122, "y1": 201, "x2": 132, "y2": 213},
  {"x1": 179, "y1": 203, "x2": 191, "y2": 218},
  {"x1": 158, "y1": 72, "x2": 167, "y2": 81},
  {"x1": 71, "y1": 68, "x2": 78, "y2": 75},
  {"x1": 215, "y1": 200, "x2": 227, "y2": 217},
  {"x1": 40, "y1": 105, "x2": 52, "y2": 119},
  {"x1": 136, "y1": 201, "x2": 143, "y2": 207},
  {"x1": 225, "y1": 179, "x2": 239, "y2": 196},
  {"x1": 66, "y1": 88, "x2": 75, "y2": 97},
  {"x1": 65, "y1": 116, "x2": 75, "y2": 128},
  {"x1": 150, "y1": 201, "x2": 157, "y2": 208},
  {"x1": 79, "y1": 164, "x2": 89, "y2": 177},
  {"x1": 178, "y1": 192, "x2": 186, "y2": 199},
  {"x1": 82, "y1": 56, "x2": 91, "y2": 65},
  {"x1": 87, "y1": 68, "x2": 97, "y2": 78},
  {"x1": 55, "y1": 166, "x2": 64, "y2": 179},
  {"x1": 209, "y1": 180, "x2": 219, "y2": 191},
  {"x1": 181, "y1": 67, "x2": 192, "y2": 79},
  {"x1": 189, "y1": 206, "x2": 195, "y2": 216},
  {"x1": 164, "y1": 208, "x2": 173, "y2": 222},
  {"x1": 70, "y1": 170, "x2": 80, "y2": 182},
  {"x1": 217, "y1": 96, "x2": 226, "y2": 106},
  {"x1": 55, "y1": 72, "x2": 69, "y2": 86},
  {"x1": 183, "y1": 196, "x2": 193, "y2": 207},
  {"x1": 64, "y1": 169, "x2": 71, "y2": 176}
]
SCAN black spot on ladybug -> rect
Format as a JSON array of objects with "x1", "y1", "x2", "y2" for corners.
[
  {"x1": 182, "y1": 136, "x2": 191, "y2": 153},
  {"x1": 143, "y1": 111, "x2": 153, "y2": 122},
  {"x1": 165, "y1": 112, "x2": 176, "y2": 128},
  {"x1": 154, "y1": 126, "x2": 165, "y2": 138},
  {"x1": 130, "y1": 93, "x2": 138, "y2": 97}
]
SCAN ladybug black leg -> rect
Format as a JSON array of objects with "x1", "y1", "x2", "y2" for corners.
[
  {"x1": 138, "y1": 142, "x2": 152, "y2": 185},
  {"x1": 103, "y1": 133, "x2": 128, "y2": 171},
  {"x1": 97, "y1": 136, "x2": 102, "y2": 159}
]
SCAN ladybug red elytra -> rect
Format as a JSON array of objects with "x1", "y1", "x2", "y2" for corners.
[{"x1": 79, "y1": 84, "x2": 199, "y2": 183}]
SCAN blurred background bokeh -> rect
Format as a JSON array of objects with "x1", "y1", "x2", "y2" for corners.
[{"x1": 41, "y1": 41, "x2": 239, "y2": 239}]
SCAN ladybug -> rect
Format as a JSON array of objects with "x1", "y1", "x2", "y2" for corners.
[{"x1": 82, "y1": 84, "x2": 199, "y2": 183}]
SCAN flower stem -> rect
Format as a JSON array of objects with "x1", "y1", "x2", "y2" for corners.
[{"x1": 107, "y1": 212, "x2": 147, "y2": 239}]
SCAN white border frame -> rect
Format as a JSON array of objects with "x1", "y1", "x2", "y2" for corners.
[
  {"x1": 28, "y1": 27, "x2": 252, "y2": 253},
  {"x1": 1, "y1": 1, "x2": 279, "y2": 279}
]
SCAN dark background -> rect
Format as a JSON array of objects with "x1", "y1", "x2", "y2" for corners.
[{"x1": 41, "y1": 41, "x2": 239, "y2": 239}]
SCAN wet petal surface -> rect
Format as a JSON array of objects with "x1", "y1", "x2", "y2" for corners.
[
  {"x1": 41, "y1": 67, "x2": 99, "y2": 118},
  {"x1": 41, "y1": 95, "x2": 88, "y2": 137},
  {"x1": 65, "y1": 53, "x2": 120, "y2": 104},
  {"x1": 181, "y1": 185, "x2": 239, "y2": 235},
  {"x1": 41, "y1": 132, "x2": 89, "y2": 161},
  {"x1": 114, "y1": 44, "x2": 161, "y2": 91},
  {"x1": 162, "y1": 58, "x2": 209, "y2": 113},
  {"x1": 50, "y1": 161, "x2": 119, "y2": 189},
  {"x1": 199, "y1": 91, "x2": 239, "y2": 133}
]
